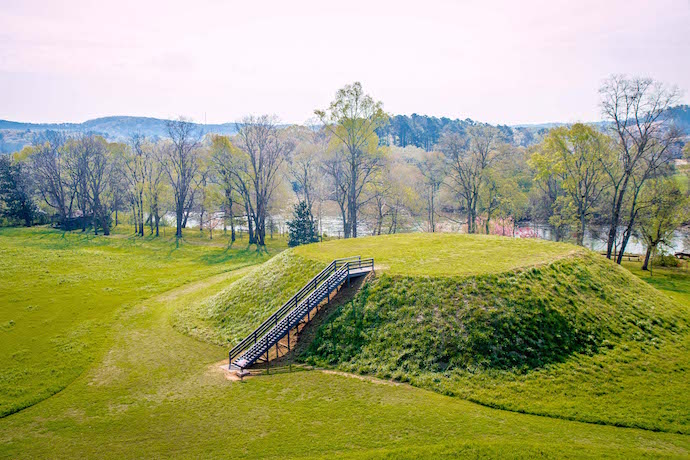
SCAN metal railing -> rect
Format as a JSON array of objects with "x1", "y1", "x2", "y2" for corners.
[{"x1": 228, "y1": 256, "x2": 371, "y2": 366}]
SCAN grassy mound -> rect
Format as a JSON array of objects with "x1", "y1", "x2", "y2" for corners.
[
  {"x1": 173, "y1": 250, "x2": 326, "y2": 346},
  {"x1": 179, "y1": 233, "x2": 577, "y2": 346},
  {"x1": 181, "y1": 232, "x2": 688, "y2": 433},
  {"x1": 303, "y1": 253, "x2": 683, "y2": 372},
  {"x1": 294, "y1": 239, "x2": 689, "y2": 433}
]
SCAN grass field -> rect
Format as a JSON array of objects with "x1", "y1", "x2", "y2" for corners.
[
  {"x1": 1, "y1": 229, "x2": 689, "y2": 458},
  {"x1": 0, "y1": 226, "x2": 283, "y2": 417}
]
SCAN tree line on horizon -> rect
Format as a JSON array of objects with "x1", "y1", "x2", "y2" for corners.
[{"x1": 1, "y1": 77, "x2": 689, "y2": 269}]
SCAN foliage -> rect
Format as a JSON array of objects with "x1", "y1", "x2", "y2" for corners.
[
  {"x1": 599, "y1": 75, "x2": 681, "y2": 261},
  {"x1": 637, "y1": 177, "x2": 688, "y2": 269},
  {"x1": 652, "y1": 253, "x2": 682, "y2": 267},
  {"x1": 0, "y1": 155, "x2": 36, "y2": 226},
  {"x1": 316, "y1": 82, "x2": 389, "y2": 238},
  {"x1": 287, "y1": 201, "x2": 318, "y2": 247},
  {"x1": 529, "y1": 123, "x2": 612, "y2": 245}
]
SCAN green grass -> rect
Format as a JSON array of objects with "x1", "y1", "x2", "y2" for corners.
[
  {"x1": 301, "y1": 247, "x2": 690, "y2": 434},
  {"x1": 295, "y1": 233, "x2": 579, "y2": 276},
  {"x1": 1, "y1": 228, "x2": 690, "y2": 458},
  {"x1": 172, "y1": 250, "x2": 325, "y2": 346},
  {"x1": 1, "y1": 243, "x2": 688, "y2": 458},
  {"x1": 0, "y1": 225, "x2": 284, "y2": 417}
]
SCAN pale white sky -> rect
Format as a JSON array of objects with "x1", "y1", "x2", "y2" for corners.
[{"x1": 1, "y1": 0, "x2": 689, "y2": 125}]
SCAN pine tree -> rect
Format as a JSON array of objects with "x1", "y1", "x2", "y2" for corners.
[
  {"x1": 0, "y1": 156, "x2": 35, "y2": 227},
  {"x1": 287, "y1": 201, "x2": 318, "y2": 247}
]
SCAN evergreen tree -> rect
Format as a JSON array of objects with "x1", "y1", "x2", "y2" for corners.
[
  {"x1": 0, "y1": 156, "x2": 36, "y2": 227},
  {"x1": 287, "y1": 201, "x2": 318, "y2": 247}
]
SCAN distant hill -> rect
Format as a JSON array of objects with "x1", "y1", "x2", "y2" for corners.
[
  {"x1": 665, "y1": 104, "x2": 690, "y2": 134},
  {"x1": 0, "y1": 116, "x2": 239, "y2": 153},
  {"x1": 2, "y1": 106, "x2": 689, "y2": 154}
]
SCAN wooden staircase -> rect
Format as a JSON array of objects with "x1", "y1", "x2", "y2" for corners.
[{"x1": 229, "y1": 256, "x2": 374, "y2": 370}]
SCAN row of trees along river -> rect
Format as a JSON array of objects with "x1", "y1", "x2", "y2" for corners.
[{"x1": 1, "y1": 77, "x2": 689, "y2": 270}]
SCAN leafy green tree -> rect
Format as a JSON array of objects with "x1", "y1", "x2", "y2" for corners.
[
  {"x1": 316, "y1": 82, "x2": 389, "y2": 238},
  {"x1": 637, "y1": 178, "x2": 688, "y2": 271},
  {"x1": 287, "y1": 201, "x2": 318, "y2": 247},
  {"x1": 530, "y1": 124, "x2": 611, "y2": 245},
  {"x1": 0, "y1": 155, "x2": 36, "y2": 226}
]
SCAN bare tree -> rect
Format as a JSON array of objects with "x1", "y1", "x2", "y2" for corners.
[
  {"x1": 599, "y1": 75, "x2": 681, "y2": 262},
  {"x1": 415, "y1": 151, "x2": 446, "y2": 232},
  {"x1": 65, "y1": 136, "x2": 91, "y2": 231},
  {"x1": 81, "y1": 136, "x2": 113, "y2": 235},
  {"x1": 161, "y1": 118, "x2": 201, "y2": 238},
  {"x1": 442, "y1": 125, "x2": 503, "y2": 233},
  {"x1": 146, "y1": 142, "x2": 166, "y2": 236},
  {"x1": 234, "y1": 115, "x2": 293, "y2": 246},
  {"x1": 28, "y1": 131, "x2": 72, "y2": 224},
  {"x1": 123, "y1": 134, "x2": 149, "y2": 236}
]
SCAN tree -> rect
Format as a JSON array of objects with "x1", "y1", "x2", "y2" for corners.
[
  {"x1": 0, "y1": 155, "x2": 35, "y2": 226},
  {"x1": 441, "y1": 125, "x2": 503, "y2": 233},
  {"x1": 65, "y1": 136, "x2": 91, "y2": 231},
  {"x1": 287, "y1": 201, "x2": 318, "y2": 247},
  {"x1": 28, "y1": 131, "x2": 71, "y2": 224},
  {"x1": 287, "y1": 125, "x2": 327, "y2": 221},
  {"x1": 529, "y1": 124, "x2": 611, "y2": 245},
  {"x1": 637, "y1": 178, "x2": 688, "y2": 270},
  {"x1": 209, "y1": 135, "x2": 240, "y2": 242},
  {"x1": 146, "y1": 142, "x2": 166, "y2": 236},
  {"x1": 81, "y1": 136, "x2": 114, "y2": 235},
  {"x1": 122, "y1": 134, "x2": 149, "y2": 236},
  {"x1": 161, "y1": 118, "x2": 201, "y2": 238},
  {"x1": 316, "y1": 82, "x2": 389, "y2": 238},
  {"x1": 415, "y1": 151, "x2": 446, "y2": 232},
  {"x1": 599, "y1": 75, "x2": 681, "y2": 263},
  {"x1": 234, "y1": 115, "x2": 293, "y2": 247}
]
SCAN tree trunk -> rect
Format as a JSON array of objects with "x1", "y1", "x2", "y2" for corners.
[
  {"x1": 606, "y1": 178, "x2": 629, "y2": 259},
  {"x1": 642, "y1": 245, "x2": 653, "y2": 271},
  {"x1": 176, "y1": 204, "x2": 183, "y2": 238},
  {"x1": 578, "y1": 214, "x2": 586, "y2": 246}
]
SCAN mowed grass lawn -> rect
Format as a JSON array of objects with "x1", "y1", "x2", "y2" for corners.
[
  {"x1": 295, "y1": 233, "x2": 580, "y2": 276},
  {"x1": 0, "y1": 228, "x2": 689, "y2": 458},
  {"x1": 0, "y1": 226, "x2": 283, "y2": 417}
]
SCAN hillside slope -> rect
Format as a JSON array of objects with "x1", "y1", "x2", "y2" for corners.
[{"x1": 298, "y1": 244, "x2": 688, "y2": 433}]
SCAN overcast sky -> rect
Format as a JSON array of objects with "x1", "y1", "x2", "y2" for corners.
[{"x1": 1, "y1": 0, "x2": 689, "y2": 125}]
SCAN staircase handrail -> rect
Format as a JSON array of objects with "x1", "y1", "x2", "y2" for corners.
[{"x1": 228, "y1": 256, "x2": 362, "y2": 363}]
